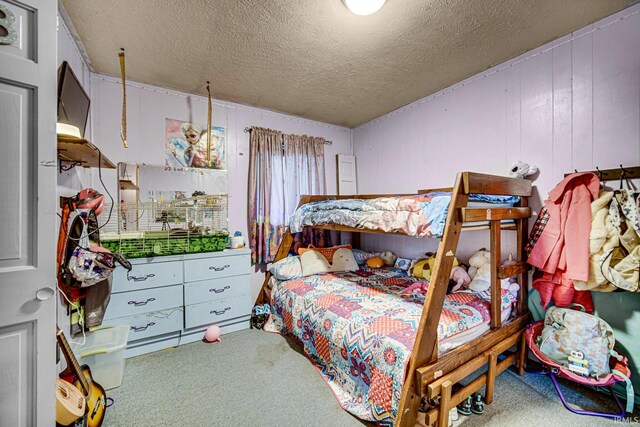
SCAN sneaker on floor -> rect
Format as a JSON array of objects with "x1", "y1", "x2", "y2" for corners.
[
  {"x1": 449, "y1": 407, "x2": 459, "y2": 422},
  {"x1": 457, "y1": 396, "x2": 472, "y2": 416},
  {"x1": 471, "y1": 393, "x2": 485, "y2": 415}
]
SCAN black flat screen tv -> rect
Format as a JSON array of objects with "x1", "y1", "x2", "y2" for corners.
[{"x1": 57, "y1": 61, "x2": 90, "y2": 138}]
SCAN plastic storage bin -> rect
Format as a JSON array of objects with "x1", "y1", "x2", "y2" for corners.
[{"x1": 76, "y1": 326, "x2": 130, "y2": 390}]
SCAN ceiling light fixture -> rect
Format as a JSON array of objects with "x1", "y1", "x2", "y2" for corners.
[{"x1": 343, "y1": 0, "x2": 386, "y2": 16}]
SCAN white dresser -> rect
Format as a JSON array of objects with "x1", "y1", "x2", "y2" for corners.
[{"x1": 102, "y1": 248, "x2": 251, "y2": 358}]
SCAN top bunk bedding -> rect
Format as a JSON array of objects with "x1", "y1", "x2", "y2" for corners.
[{"x1": 288, "y1": 192, "x2": 520, "y2": 238}]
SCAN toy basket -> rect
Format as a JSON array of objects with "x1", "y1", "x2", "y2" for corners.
[
  {"x1": 99, "y1": 194, "x2": 229, "y2": 259},
  {"x1": 525, "y1": 321, "x2": 634, "y2": 419}
]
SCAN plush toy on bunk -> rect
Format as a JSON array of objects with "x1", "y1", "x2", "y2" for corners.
[{"x1": 100, "y1": 193, "x2": 230, "y2": 258}]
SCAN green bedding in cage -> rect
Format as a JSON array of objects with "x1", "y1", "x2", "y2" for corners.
[{"x1": 101, "y1": 232, "x2": 228, "y2": 259}]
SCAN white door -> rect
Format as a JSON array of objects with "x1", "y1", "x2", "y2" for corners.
[
  {"x1": 0, "y1": 0, "x2": 57, "y2": 426},
  {"x1": 337, "y1": 154, "x2": 357, "y2": 195}
]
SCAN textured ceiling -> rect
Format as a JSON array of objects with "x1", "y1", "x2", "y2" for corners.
[{"x1": 61, "y1": 0, "x2": 628, "y2": 128}]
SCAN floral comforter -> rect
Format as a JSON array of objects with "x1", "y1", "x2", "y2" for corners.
[
  {"x1": 288, "y1": 193, "x2": 519, "y2": 238},
  {"x1": 264, "y1": 267, "x2": 515, "y2": 425}
]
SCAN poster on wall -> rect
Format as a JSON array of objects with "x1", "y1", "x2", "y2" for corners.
[{"x1": 165, "y1": 118, "x2": 226, "y2": 170}]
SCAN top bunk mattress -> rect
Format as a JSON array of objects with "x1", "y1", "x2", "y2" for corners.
[{"x1": 288, "y1": 192, "x2": 519, "y2": 238}]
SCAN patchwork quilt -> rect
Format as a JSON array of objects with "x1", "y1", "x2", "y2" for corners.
[
  {"x1": 288, "y1": 193, "x2": 519, "y2": 238},
  {"x1": 264, "y1": 267, "x2": 515, "y2": 425}
]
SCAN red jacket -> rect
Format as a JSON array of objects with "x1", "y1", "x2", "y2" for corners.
[{"x1": 528, "y1": 172, "x2": 599, "y2": 282}]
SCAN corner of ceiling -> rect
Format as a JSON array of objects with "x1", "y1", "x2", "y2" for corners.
[{"x1": 58, "y1": 0, "x2": 94, "y2": 72}]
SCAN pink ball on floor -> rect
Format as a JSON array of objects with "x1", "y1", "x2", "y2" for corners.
[{"x1": 204, "y1": 325, "x2": 221, "y2": 343}]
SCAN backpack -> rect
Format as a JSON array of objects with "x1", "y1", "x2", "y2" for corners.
[{"x1": 537, "y1": 306, "x2": 615, "y2": 378}]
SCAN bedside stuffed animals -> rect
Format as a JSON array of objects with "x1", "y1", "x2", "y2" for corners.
[
  {"x1": 508, "y1": 160, "x2": 538, "y2": 180},
  {"x1": 467, "y1": 249, "x2": 520, "y2": 297}
]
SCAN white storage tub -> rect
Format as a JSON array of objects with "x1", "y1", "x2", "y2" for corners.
[{"x1": 75, "y1": 326, "x2": 130, "y2": 390}]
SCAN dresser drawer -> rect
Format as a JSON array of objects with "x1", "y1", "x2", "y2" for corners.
[
  {"x1": 184, "y1": 274, "x2": 250, "y2": 306},
  {"x1": 112, "y1": 260, "x2": 183, "y2": 293},
  {"x1": 184, "y1": 295, "x2": 251, "y2": 329},
  {"x1": 104, "y1": 285, "x2": 184, "y2": 320},
  {"x1": 184, "y1": 254, "x2": 249, "y2": 282},
  {"x1": 102, "y1": 308, "x2": 183, "y2": 342}
]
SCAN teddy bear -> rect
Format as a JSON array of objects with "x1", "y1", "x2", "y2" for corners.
[
  {"x1": 508, "y1": 160, "x2": 538, "y2": 180},
  {"x1": 467, "y1": 249, "x2": 519, "y2": 297},
  {"x1": 468, "y1": 249, "x2": 492, "y2": 292}
]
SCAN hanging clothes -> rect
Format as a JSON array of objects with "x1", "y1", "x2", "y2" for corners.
[{"x1": 528, "y1": 172, "x2": 600, "y2": 312}]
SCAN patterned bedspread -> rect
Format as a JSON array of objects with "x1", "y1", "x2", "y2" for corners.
[
  {"x1": 288, "y1": 193, "x2": 519, "y2": 238},
  {"x1": 264, "y1": 267, "x2": 515, "y2": 425}
]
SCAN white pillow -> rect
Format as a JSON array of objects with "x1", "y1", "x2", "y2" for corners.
[
  {"x1": 299, "y1": 247, "x2": 359, "y2": 277},
  {"x1": 268, "y1": 256, "x2": 303, "y2": 280}
]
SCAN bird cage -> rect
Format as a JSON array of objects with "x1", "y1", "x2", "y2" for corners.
[{"x1": 99, "y1": 194, "x2": 229, "y2": 259}]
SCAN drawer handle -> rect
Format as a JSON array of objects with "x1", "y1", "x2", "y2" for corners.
[
  {"x1": 209, "y1": 286, "x2": 230, "y2": 294},
  {"x1": 210, "y1": 307, "x2": 231, "y2": 316},
  {"x1": 128, "y1": 297, "x2": 156, "y2": 306},
  {"x1": 131, "y1": 322, "x2": 156, "y2": 332},
  {"x1": 209, "y1": 264, "x2": 230, "y2": 272},
  {"x1": 127, "y1": 273, "x2": 156, "y2": 282}
]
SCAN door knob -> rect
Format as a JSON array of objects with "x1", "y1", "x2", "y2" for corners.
[{"x1": 35, "y1": 287, "x2": 54, "y2": 301}]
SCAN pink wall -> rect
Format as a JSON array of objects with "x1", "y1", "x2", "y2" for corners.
[{"x1": 353, "y1": 5, "x2": 640, "y2": 261}]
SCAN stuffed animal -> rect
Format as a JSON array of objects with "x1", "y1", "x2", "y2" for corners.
[
  {"x1": 508, "y1": 160, "x2": 538, "y2": 179},
  {"x1": 366, "y1": 257, "x2": 385, "y2": 269},
  {"x1": 372, "y1": 251, "x2": 397, "y2": 266},
  {"x1": 411, "y1": 252, "x2": 459, "y2": 281},
  {"x1": 449, "y1": 265, "x2": 471, "y2": 293},
  {"x1": 468, "y1": 249, "x2": 520, "y2": 295},
  {"x1": 468, "y1": 249, "x2": 492, "y2": 291}
]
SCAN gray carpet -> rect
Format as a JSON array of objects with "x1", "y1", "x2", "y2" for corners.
[{"x1": 104, "y1": 329, "x2": 636, "y2": 426}]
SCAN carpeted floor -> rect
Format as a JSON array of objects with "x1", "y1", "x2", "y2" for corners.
[{"x1": 104, "y1": 329, "x2": 636, "y2": 426}]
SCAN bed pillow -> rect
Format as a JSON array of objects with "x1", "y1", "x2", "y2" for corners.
[
  {"x1": 394, "y1": 257, "x2": 411, "y2": 271},
  {"x1": 300, "y1": 247, "x2": 359, "y2": 277},
  {"x1": 352, "y1": 249, "x2": 376, "y2": 265},
  {"x1": 298, "y1": 244, "x2": 352, "y2": 262},
  {"x1": 269, "y1": 256, "x2": 303, "y2": 281}
]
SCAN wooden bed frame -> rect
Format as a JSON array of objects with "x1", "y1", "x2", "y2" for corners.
[{"x1": 256, "y1": 172, "x2": 532, "y2": 427}]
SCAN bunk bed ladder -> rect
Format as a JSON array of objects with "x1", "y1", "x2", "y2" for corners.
[
  {"x1": 396, "y1": 172, "x2": 532, "y2": 427},
  {"x1": 395, "y1": 173, "x2": 468, "y2": 427}
]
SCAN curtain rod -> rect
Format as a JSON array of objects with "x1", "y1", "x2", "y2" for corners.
[{"x1": 244, "y1": 127, "x2": 333, "y2": 145}]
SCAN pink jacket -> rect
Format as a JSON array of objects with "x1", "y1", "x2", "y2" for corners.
[{"x1": 528, "y1": 173, "x2": 599, "y2": 282}]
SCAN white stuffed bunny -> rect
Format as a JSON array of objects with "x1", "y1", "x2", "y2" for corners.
[
  {"x1": 509, "y1": 160, "x2": 538, "y2": 179},
  {"x1": 373, "y1": 251, "x2": 397, "y2": 266}
]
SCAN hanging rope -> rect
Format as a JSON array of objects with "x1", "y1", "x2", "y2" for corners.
[
  {"x1": 206, "y1": 81, "x2": 212, "y2": 168},
  {"x1": 119, "y1": 48, "x2": 128, "y2": 148}
]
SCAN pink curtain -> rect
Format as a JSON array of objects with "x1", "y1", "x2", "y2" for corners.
[{"x1": 248, "y1": 128, "x2": 326, "y2": 264}]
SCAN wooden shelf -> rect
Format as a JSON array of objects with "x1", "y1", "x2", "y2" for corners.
[
  {"x1": 119, "y1": 179, "x2": 139, "y2": 190},
  {"x1": 57, "y1": 136, "x2": 116, "y2": 169}
]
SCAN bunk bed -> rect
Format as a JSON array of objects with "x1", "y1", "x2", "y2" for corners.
[{"x1": 257, "y1": 172, "x2": 532, "y2": 427}]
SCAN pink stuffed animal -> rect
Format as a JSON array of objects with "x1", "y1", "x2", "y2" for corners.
[{"x1": 449, "y1": 265, "x2": 471, "y2": 293}]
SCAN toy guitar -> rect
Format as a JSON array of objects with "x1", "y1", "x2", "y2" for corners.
[
  {"x1": 56, "y1": 326, "x2": 106, "y2": 427},
  {"x1": 56, "y1": 378, "x2": 85, "y2": 426}
]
